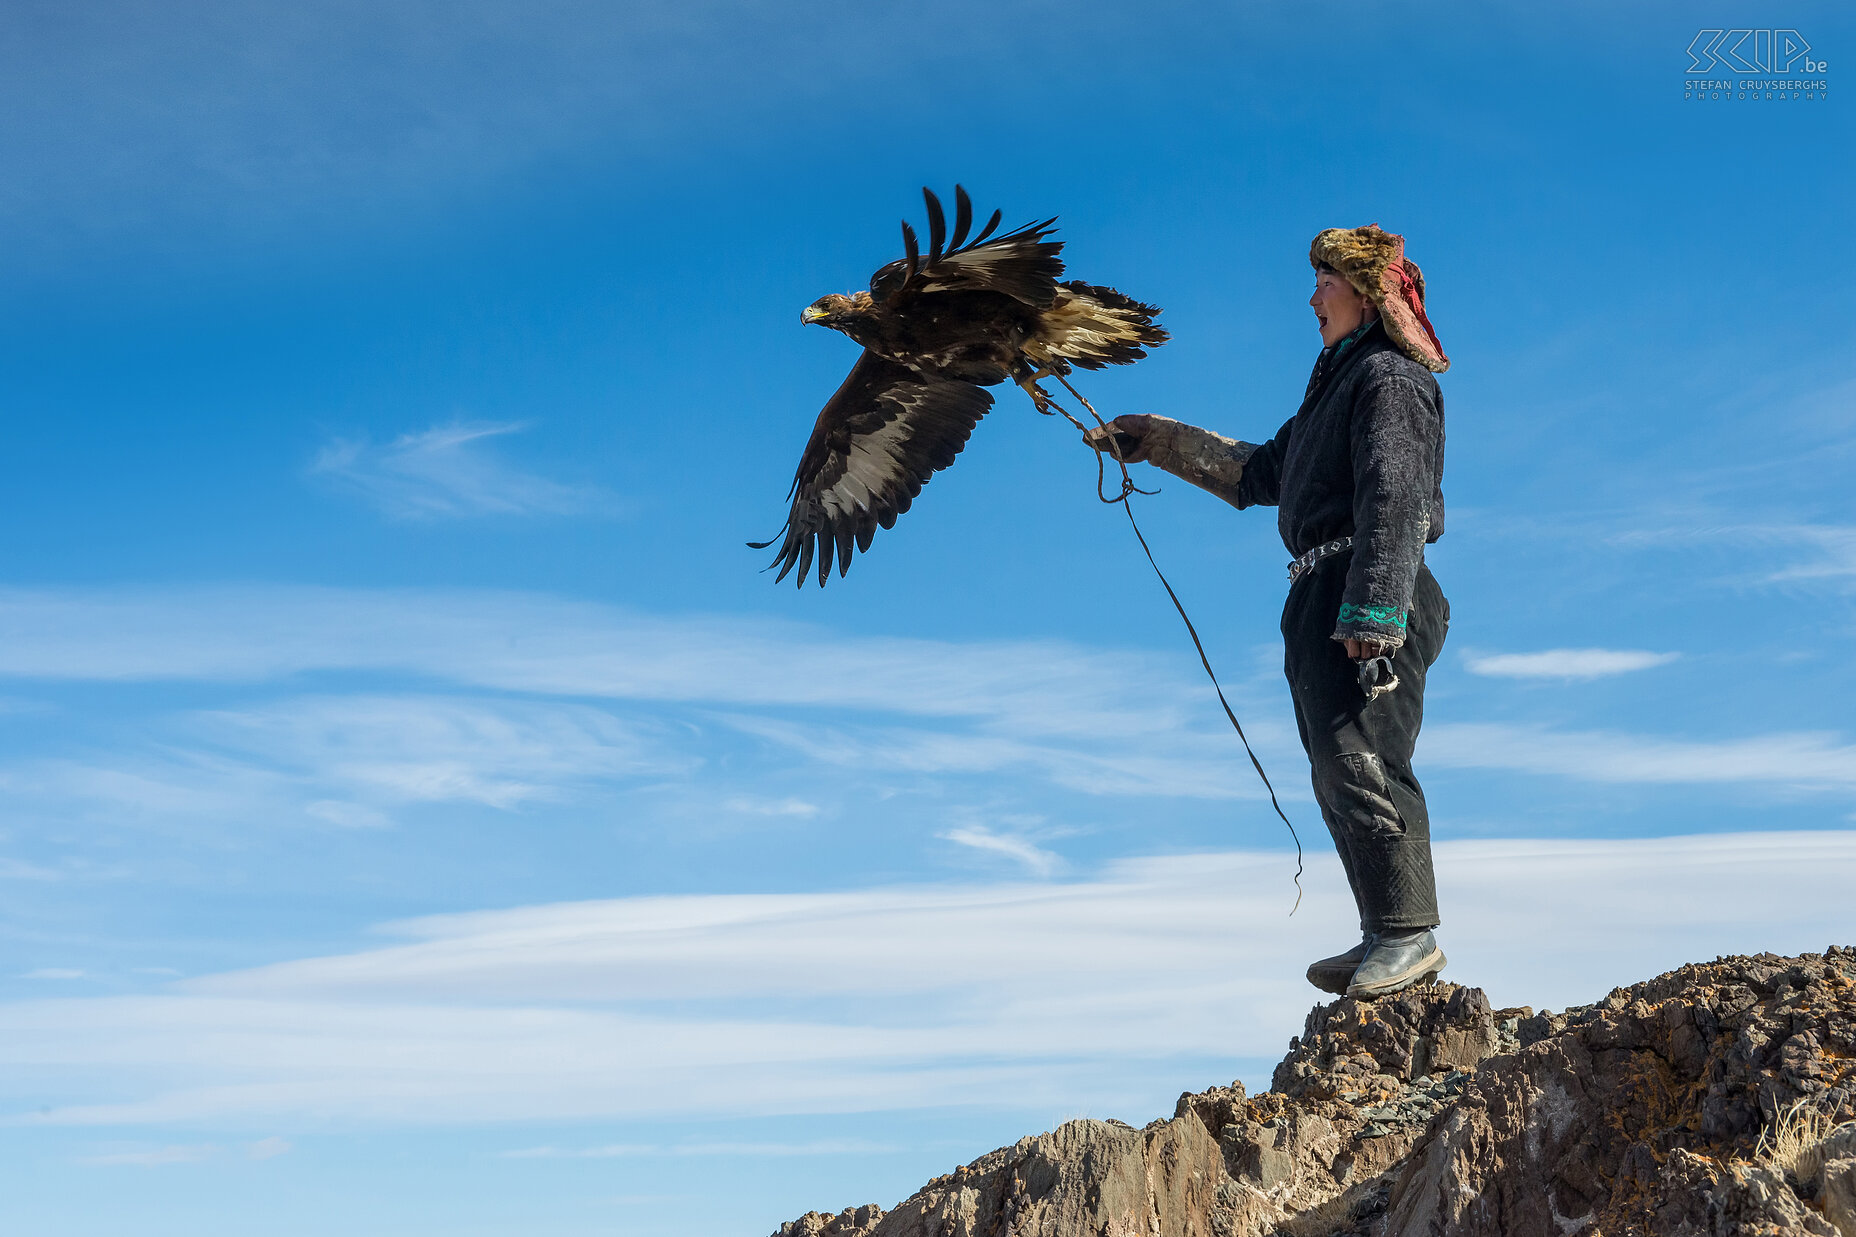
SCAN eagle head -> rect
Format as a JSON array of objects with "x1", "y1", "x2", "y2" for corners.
[{"x1": 801, "y1": 292, "x2": 873, "y2": 331}]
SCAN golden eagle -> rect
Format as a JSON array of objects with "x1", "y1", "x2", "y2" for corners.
[{"x1": 752, "y1": 186, "x2": 1168, "y2": 587}]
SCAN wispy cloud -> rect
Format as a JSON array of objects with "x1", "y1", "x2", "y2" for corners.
[
  {"x1": 940, "y1": 825, "x2": 1064, "y2": 877},
  {"x1": 197, "y1": 694, "x2": 692, "y2": 809},
  {"x1": 502, "y1": 1139, "x2": 897, "y2": 1159},
  {"x1": 303, "y1": 800, "x2": 394, "y2": 830},
  {"x1": 1464, "y1": 648, "x2": 1680, "y2": 679},
  {"x1": 722, "y1": 796, "x2": 819, "y2": 818},
  {"x1": 1760, "y1": 523, "x2": 1856, "y2": 586},
  {"x1": 1610, "y1": 521, "x2": 1856, "y2": 592},
  {"x1": 0, "y1": 587, "x2": 1187, "y2": 728},
  {"x1": 0, "y1": 692, "x2": 699, "y2": 844},
  {"x1": 246, "y1": 1137, "x2": 291, "y2": 1160},
  {"x1": 0, "y1": 586, "x2": 1296, "y2": 816},
  {"x1": 5, "y1": 832, "x2": 1850, "y2": 1127},
  {"x1": 0, "y1": 587, "x2": 1851, "y2": 830},
  {"x1": 0, "y1": 858, "x2": 64, "y2": 881},
  {"x1": 716, "y1": 713, "x2": 1274, "y2": 801},
  {"x1": 1426, "y1": 723, "x2": 1856, "y2": 788},
  {"x1": 310, "y1": 422, "x2": 612, "y2": 520}
]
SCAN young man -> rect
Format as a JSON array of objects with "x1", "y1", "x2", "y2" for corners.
[{"x1": 1086, "y1": 225, "x2": 1450, "y2": 999}]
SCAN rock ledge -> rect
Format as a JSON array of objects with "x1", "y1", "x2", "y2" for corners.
[{"x1": 773, "y1": 947, "x2": 1856, "y2": 1237}]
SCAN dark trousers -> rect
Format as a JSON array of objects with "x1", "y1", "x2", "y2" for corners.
[{"x1": 1282, "y1": 555, "x2": 1448, "y2": 933}]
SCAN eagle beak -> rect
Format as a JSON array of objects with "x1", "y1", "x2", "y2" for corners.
[{"x1": 801, "y1": 306, "x2": 828, "y2": 325}]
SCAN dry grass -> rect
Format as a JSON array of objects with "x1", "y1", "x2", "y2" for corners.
[{"x1": 1756, "y1": 1096, "x2": 1856, "y2": 1186}]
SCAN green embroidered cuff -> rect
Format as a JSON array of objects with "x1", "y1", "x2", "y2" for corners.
[{"x1": 1335, "y1": 601, "x2": 1409, "y2": 644}]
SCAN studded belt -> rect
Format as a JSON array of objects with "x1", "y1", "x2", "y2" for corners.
[{"x1": 1287, "y1": 537, "x2": 1353, "y2": 583}]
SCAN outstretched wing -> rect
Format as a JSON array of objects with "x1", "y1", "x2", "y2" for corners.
[
  {"x1": 751, "y1": 352, "x2": 993, "y2": 587},
  {"x1": 868, "y1": 186, "x2": 1065, "y2": 308}
]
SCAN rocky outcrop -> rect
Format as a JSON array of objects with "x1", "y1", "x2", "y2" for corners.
[
  {"x1": 1383, "y1": 948, "x2": 1856, "y2": 1237},
  {"x1": 796, "y1": 1113, "x2": 1225, "y2": 1237},
  {"x1": 771, "y1": 947, "x2": 1856, "y2": 1237}
]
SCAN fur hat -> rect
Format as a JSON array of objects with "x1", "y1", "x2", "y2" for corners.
[{"x1": 1309, "y1": 224, "x2": 1449, "y2": 373}]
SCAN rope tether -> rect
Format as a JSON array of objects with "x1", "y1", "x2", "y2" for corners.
[{"x1": 1042, "y1": 373, "x2": 1304, "y2": 915}]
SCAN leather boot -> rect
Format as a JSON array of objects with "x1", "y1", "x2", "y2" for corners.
[
  {"x1": 1305, "y1": 935, "x2": 1373, "y2": 995},
  {"x1": 1345, "y1": 928, "x2": 1446, "y2": 999}
]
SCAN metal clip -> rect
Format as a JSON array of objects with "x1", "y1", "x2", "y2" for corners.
[{"x1": 1357, "y1": 654, "x2": 1400, "y2": 703}]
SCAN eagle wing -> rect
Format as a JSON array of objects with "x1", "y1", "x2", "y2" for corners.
[
  {"x1": 868, "y1": 186, "x2": 1066, "y2": 308},
  {"x1": 751, "y1": 351, "x2": 993, "y2": 587}
]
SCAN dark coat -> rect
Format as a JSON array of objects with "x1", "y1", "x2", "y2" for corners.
[{"x1": 1237, "y1": 321, "x2": 1446, "y2": 648}]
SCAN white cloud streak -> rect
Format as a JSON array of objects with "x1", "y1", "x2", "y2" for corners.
[
  {"x1": 0, "y1": 586, "x2": 1291, "y2": 817},
  {"x1": 0, "y1": 587, "x2": 1851, "y2": 818},
  {"x1": 502, "y1": 1139, "x2": 897, "y2": 1159},
  {"x1": 1464, "y1": 648, "x2": 1680, "y2": 680},
  {"x1": 1611, "y1": 521, "x2": 1856, "y2": 591},
  {"x1": 939, "y1": 826, "x2": 1063, "y2": 877},
  {"x1": 0, "y1": 587, "x2": 1187, "y2": 727},
  {"x1": 722, "y1": 797, "x2": 819, "y2": 818},
  {"x1": 1761, "y1": 523, "x2": 1856, "y2": 586},
  {"x1": 0, "y1": 692, "x2": 697, "y2": 843},
  {"x1": 310, "y1": 423, "x2": 612, "y2": 520},
  {"x1": 4, "y1": 832, "x2": 1851, "y2": 1128},
  {"x1": 196, "y1": 694, "x2": 692, "y2": 809},
  {"x1": 717, "y1": 713, "x2": 1262, "y2": 801},
  {"x1": 1425, "y1": 723, "x2": 1856, "y2": 788}
]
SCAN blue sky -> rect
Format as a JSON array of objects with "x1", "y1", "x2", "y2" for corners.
[{"x1": 0, "y1": 2, "x2": 1851, "y2": 1234}]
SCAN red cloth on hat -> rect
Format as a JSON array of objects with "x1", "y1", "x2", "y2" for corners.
[{"x1": 1384, "y1": 260, "x2": 1446, "y2": 363}]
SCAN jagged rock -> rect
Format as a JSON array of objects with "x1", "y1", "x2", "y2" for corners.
[
  {"x1": 828, "y1": 1115, "x2": 1224, "y2": 1237},
  {"x1": 770, "y1": 948, "x2": 1856, "y2": 1237},
  {"x1": 775, "y1": 1205, "x2": 885, "y2": 1237},
  {"x1": 1822, "y1": 1158, "x2": 1856, "y2": 1235},
  {"x1": 1384, "y1": 949, "x2": 1856, "y2": 1236}
]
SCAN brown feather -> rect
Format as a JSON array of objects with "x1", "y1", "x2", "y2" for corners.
[
  {"x1": 923, "y1": 187, "x2": 946, "y2": 263},
  {"x1": 755, "y1": 351, "x2": 992, "y2": 587}
]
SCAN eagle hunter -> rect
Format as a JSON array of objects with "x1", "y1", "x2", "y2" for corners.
[{"x1": 752, "y1": 186, "x2": 1168, "y2": 587}]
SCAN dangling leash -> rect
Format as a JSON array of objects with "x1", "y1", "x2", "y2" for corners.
[{"x1": 1040, "y1": 374, "x2": 1304, "y2": 914}]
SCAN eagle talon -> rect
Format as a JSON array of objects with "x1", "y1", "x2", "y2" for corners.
[{"x1": 1017, "y1": 378, "x2": 1055, "y2": 414}]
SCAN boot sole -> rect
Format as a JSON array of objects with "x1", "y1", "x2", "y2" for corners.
[
  {"x1": 1305, "y1": 965, "x2": 1355, "y2": 996},
  {"x1": 1345, "y1": 948, "x2": 1447, "y2": 999}
]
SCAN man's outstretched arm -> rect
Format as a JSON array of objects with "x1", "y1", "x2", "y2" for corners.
[{"x1": 1085, "y1": 415, "x2": 1292, "y2": 509}]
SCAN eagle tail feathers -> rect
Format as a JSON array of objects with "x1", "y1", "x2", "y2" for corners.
[
  {"x1": 922, "y1": 187, "x2": 947, "y2": 262},
  {"x1": 901, "y1": 220, "x2": 920, "y2": 279},
  {"x1": 949, "y1": 186, "x2": 974, "y2": 251},
  {"x1": 1036, "y1": 280, "x2": 1171, "y2": 370}
]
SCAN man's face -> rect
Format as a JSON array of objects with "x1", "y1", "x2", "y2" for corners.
[{"x1": 1310, "y1": 269, "x2": 1374, "y2": 347}]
